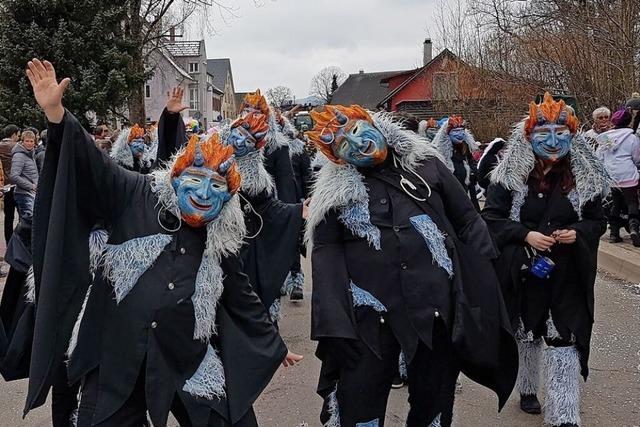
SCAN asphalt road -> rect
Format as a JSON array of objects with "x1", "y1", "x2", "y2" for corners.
[{"x1": 1, "y1": 261, "x2": 639, "y2": 426}]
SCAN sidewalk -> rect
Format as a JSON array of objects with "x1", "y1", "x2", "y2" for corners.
[{"x1": 598, "y1": 231, "x2": 640, "y2": 283}]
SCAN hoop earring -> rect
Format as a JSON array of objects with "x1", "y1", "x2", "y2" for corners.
[{"x1": 157, "y1": 207, "x2": 182, "y2": 233}]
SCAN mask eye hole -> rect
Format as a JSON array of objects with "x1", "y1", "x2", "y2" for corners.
[{"x1": 352, "y1": 125, "x2": 359, "y2": 135}]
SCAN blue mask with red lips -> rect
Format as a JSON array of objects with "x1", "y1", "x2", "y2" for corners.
[
  {"x1": 448, "y1": 128, "x2": 466, "y2": 145},
  {"x1": 530, "y1": 124, "x2": 572, "y2": 162},
  {"x1": 129, "y1": 138, "x2": 146, "y2": 159},
  {"x1": 171, "y1": 145, "x2": 233, "y2": 227}
]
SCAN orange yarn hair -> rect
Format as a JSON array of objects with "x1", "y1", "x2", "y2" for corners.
[
  {"x1": 446, "y1": 115, "x2": 465, "y2": 133},
  {"x1": 242, "y1": 89, "x2": 269, "y2": 115},
  {"x1": 307, "y1": 105, "x2": 373, "y2": 164},
  {"x1": 127, "y1": 124, "x2": 145, "y2": 143},
  {"x1": 230, "y1": 111, "x2": 270, "y2": 150},
  {"x1": 171, "y1": 134, "x2": 241, "y2": 195},
  {"x1": 525, "y1": 92, "x2": 579, "y2": 135},
  {"x1": 426, "y1": 118, "x2": 438, "y2": 128}
]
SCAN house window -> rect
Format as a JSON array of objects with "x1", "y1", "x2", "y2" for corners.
[
  {"x1": 432, "y1": 72, "x2": 459, "y2": 101},
  {"x1": 189, "y1": 62, "x2": 199, "y2": 73},
  {"x1": 189, "y1": 85, "x2": 199, "y2": 110},
  {"x1": 145, "y1": 85, "x2": 151, "y2": 98}
]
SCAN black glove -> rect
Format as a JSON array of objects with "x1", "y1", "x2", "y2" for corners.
[{"x1": 319, "y1": 337, "x2": 363, "y2": 370}]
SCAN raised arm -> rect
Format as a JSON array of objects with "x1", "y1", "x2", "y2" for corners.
[{"x1": 154, "y1": 87, "x2": 189, "y2": 167}]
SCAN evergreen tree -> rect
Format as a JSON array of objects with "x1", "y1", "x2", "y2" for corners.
[{"x1": 0, "y1": 0, "x2": 142, "y2": 128}]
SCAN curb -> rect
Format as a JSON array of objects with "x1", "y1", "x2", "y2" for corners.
[{"x1": 598, "y1": 240, "x2": 640, "y2": 283}]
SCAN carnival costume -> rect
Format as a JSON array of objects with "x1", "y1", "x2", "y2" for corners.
[
  {"x1": 307, "y1": 105, "x2": 517, "y2": 427},
  {"x1": 222, "y1": 91, "x2": 303, "y2": 323},
  {"x1": 25, "y1": 111, "x2": 287, "y2": 426},
  {"x1": 418, "y1": 118, "x2": 439, "y2": 143},
  {"x1": 277, "y1": 113, "x2": 312, "y2": 301},
  {"x1": 109, "y1": 124, "x2": 158, "y2": 174},
  {"x1": 431, "y1": 115, "x2": 480, "y2": 211},
  {"x1": 482, "y1": 93, "x2": 609, "y2": 427}
]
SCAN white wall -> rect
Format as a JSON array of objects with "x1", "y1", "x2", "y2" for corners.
[{"x1": 145, "y1": 50, "x2": 191, "y2": 123}]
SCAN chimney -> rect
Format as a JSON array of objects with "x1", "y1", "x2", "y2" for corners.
[
  {"x1": 423, "y1": 39, "x2": 433, "y2": 66},
  {"x1": 169, "y1": 27, "x2": 176, "y2": 42},
  {"x1": 359, "y1": 69, "x2": 364, "y2": 74}
]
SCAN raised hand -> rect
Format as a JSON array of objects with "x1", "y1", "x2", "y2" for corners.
[
  {"x1": 25, "y1": 59, "x2": 70, "y2": 124},
  {"x1": 166, "y1": 87, "x2": 189, "y2": 114}
]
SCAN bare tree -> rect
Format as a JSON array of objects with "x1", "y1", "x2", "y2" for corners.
[
  {"x1": 265, "y1": 86, "x2": 294, "y2": 108},
  {"x1": 310, "y1": 66, "x2": 347, "y2": 104}
]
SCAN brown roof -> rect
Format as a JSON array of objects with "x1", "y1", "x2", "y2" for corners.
[{"x1": 331, "y1": 70, "x2": 409, "y2": 109}]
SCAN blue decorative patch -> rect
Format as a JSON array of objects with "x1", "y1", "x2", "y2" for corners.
[
  {"x1": 183, "y1": 344, "x2": 226, "y2": 400},
  {"x1": 356, "y1": 419, "x2": 379, "y2": 427},
  {"x1": 429, "y1": 413, "x2": 442, "y2": 427},
  {"x1": 510, "y1": 187, "x2": 529, "y2": 222},
  {"x1": 339, "y1": 200, "x2": 381, "y2": 250},
  {"x1": 409, "y1": 215, "x2": 453, "y2": 277},
  {"x1": 567, "y1": 188, "x2": 582, "y2": 220},
  {"x1": 350, "y1": 282, "x2": 387, "y2": 313}
]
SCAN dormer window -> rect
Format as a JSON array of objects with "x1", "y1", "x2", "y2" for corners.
[{"x1": 189, "y1": 62, "x2": 199, "y2": 73}]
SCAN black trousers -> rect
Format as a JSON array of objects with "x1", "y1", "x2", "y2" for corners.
[
  {"x1": 321, "y1": 320, "x2": 459, "y2": 427},
  {"x1": 3, "y1": 188, "x2": 15, "y2": 244},
  {"x1": 51, "y1": 362, "x2": 80, "y2": 427},
  {"x1": 611, "y1": 186, "x2": 639, "y2": 224},
  {"x1": 77, "y1": 367, "x2": 257, "y2": 427}
]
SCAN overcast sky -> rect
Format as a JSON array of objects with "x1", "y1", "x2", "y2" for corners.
[{"x1": 188, "y1": 0, "x2": 439, "y2": 98}]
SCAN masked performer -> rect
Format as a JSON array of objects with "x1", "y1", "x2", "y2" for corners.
[
  {"x1": 418, "y1": 118, "x2": 439, "y2": 143},
  {"x1": 24, "y1": 59, "x2": 300, "y2": 427},
  {"x1": 306, "y1": 105, "x2": 517, "y2": 427},
  {"x1": 223, "y1": 93, "x2": 304, "y2": 323},
  {"x1": 109, "y1": 124, "x2": 157, "y2": 174},
  {"x1": 240, "y1": 90, "x2": 297, "y2": 203},
  {"x1": 431, "y1": 116, "x2": 481, "y2": 211},
  {"x1": 482, "y1": 93, "x2": 608, "y2": 427},
  {"x1": 277, "y1": 113, "x2": 311, "y2": 301}
]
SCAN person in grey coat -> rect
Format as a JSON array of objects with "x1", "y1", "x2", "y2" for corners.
[{"x1": 10, "y1": 130, "x2": 39, "y2": 220}]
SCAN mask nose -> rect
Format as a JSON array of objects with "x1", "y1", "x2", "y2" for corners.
[
  {"x1": 547, "y1": 132, "x2": 559, "y2": 148},
  {"x1": 196, "y1": 178, "x2": 212, "y2": 200}
]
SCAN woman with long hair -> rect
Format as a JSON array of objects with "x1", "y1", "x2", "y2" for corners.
[{"x1": 482, "y1": 93, "x2": 609, "y2": 427}]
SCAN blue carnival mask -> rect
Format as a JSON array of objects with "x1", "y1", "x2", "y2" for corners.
[
  {"x1": 225, "y1": 112, "x2": 268, "y2": 158},
  {"x1": 425, "y1": 127, "x2": 438, "y2": 141},
  {"x1": 530, "y1": 124, "x2": 571, "y2": 162},
  {"x1": 227, "y1": 125, "x2": 259, "y2": 157},
  {"x1": 333, "y1": 119, "x2": 388, "y2": 167},
  {"x1": 449, "y1": 128, "x2": 466, "y2": 145},
  {"x1": 130, "y1": 138, "x2": 146, "y2": 159},
  {"x1": 171, "y1": 146, "x2": 234, "y2": 228}
]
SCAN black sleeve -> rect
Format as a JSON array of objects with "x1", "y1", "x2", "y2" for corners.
[
  {"x1": 569, "y1": 197, "x2": 607, "y2": 246},
  {"x1": 477, "y1": 152, "x2": 498, "y2": 190},
  {"x1": 46, "y1": 112, "x2": 141, "y2": 223},
  {"x1": 271, "y1": 147, "x2": 298, "y2": 203},
  {"x1": 154, "y1": 108, "x2": 186, "y2": 167},
  {"x1": 435, "y1": 159, "x2": 498, "y2": 258},
  {"x1": 311, "y1": 209, "x2": 358, "y2": 340},
  {"x1": 482, "y1": 182, "x2": 531, "y2": 249},
  {"x1": 299, "y1": 151, "x2": 313, "y2": 199}
]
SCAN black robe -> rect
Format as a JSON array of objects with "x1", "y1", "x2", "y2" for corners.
[
  {"x1": 291, "y1": 148, "x2": 312, "y2": 202},
  {"x1": 451, "y1": 149, "x2": 480, "y2": 211},
  {"x1": 312, "y1": 155, "x2": 518, "y2": 408},
  {"x1": 482, "y1": 177, "x2": 606, "y2": 378},
  {"x1": 264, "y1": 145, "x2": 297, "y2": 203},
  {"x1": 25, "y1": 111, "x2": 287, "y2": 425},
  {"x1": 154, "y1": 108, "x2": 187, "y2": 168}
]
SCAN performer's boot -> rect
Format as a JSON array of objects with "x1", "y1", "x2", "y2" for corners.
[
  {"x1": 608, "y1": 224, "x2": 623, "y2": 243},
  {"x1": 289, "y1": 271, "x2": 304, "y2": 301},
  {"x1": 543, "y1": 345, "x2": 581, "y2": 427},
  {"x1": 629, "y1": 217, "x2": 640, "y2": 247},
  {"x1": 517, "y1": 338, "x2": 542, "y2": 414}
]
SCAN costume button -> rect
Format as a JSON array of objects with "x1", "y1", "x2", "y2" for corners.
[
  {"x1": 380, "y1": 316, "x2": 385, "y2": 324},
  {"x1": 393, "y1": 226, "x2": 400, "y2": 232},
  {"x1": 434, "y1": 310, "x2": 440, "y2": 318},
  {"x1": 380, "y1": 198, "x2": 388, "y2": 205},
  {"x1": 168, "y1": 283, "x2": 175, "y2": 290},
  {"x1": 538, "y1": 193, "x2": 544, "y2": 198},
  {"x1": 180, "y1": 247, "x2": 186, "y2": 255},
  {"x1": 151, "y1": 321, "x2": 158, "y2": 329},
  {"x1": 401, "y1": 263, "x2": 408, "y2": 270}
]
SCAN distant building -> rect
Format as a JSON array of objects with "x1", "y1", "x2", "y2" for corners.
[
  {"x1": 162, "y1": 39, "x2": 214, "y2": 129},
  {"x1": 332, "y1": 39, "x2": 542, "y2": 140},
  {"x1": 207, "y1": 59, "x2": 238, "y2": 120},
  {"x1": 145, "y1": 48, "x2": 195, "y2": 124},
  {"x1": 234, "y1": 92, "x2": 248, "y2": 116}
]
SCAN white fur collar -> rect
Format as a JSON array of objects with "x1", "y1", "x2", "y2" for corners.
[
  {"x1": 431, "y1": 119, "x2": 478, "y2": 171},
  {"x1": 305, "y1": 111, "x2": 442, "y2": 245},
  {"x1": 235, "y1": 150, "x2": 275, "y2": 197}
]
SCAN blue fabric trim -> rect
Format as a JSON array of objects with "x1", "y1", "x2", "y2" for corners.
[
  {"x1": 339, "y1": 200, "x2": 381, "y2": 250},
  {"x1": 183, "y1": 344, "x2": 226, "y2": 399},
  {"x1": 356, "y1": 419, "x2": 379, "y2": 427},
  {"x1": 409, "y1": 215, "x2": 453, "y2": 277},
  {"x1": 509, "y1": 187, "x2": 529, "y2": 221},
  {"x1": 567, "y1": 188, "x2": 582, "y2": 220},
  {"x1": 350, "y1": 282, "x2": 387, "y2": 313}
]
